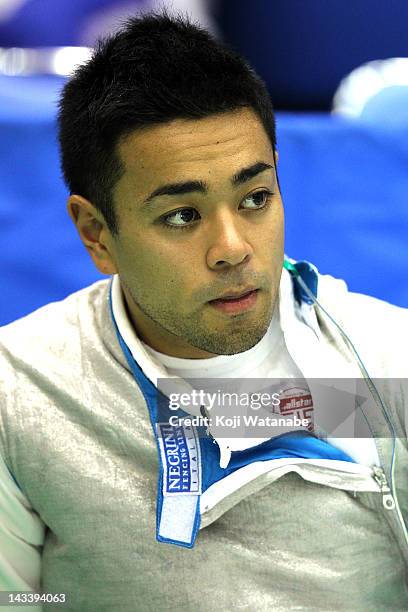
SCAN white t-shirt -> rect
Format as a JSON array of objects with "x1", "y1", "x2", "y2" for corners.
[{"x1": 142, "y1": 304, "x2": 379, "y2": 467}]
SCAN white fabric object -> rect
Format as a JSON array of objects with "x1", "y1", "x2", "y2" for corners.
[{"x1": 0, "y1": 267, "x2": 404, "y2": 592}]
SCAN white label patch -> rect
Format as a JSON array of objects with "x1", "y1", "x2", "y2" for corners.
[{"x1": 157, "y1": 423, "x2": 202, "y2": 496}]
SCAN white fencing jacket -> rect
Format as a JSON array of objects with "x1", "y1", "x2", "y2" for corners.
[{"x1": 0, "y1": 262, "x2": 407, "y2": 610}]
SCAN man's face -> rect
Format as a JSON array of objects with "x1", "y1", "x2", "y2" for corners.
[{"x1": 104, "y1": 107, "x2": 284, "y2": 358}]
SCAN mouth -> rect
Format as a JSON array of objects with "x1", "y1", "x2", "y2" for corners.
[
  {"x1": 213, "y1": 287, "x2": 258, "y2": 300},
  {"x1": 208, "y1": 288, "x2": 260, "y2": 315}
]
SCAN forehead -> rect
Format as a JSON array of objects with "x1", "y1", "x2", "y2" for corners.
[{"x1": 115, "y1": 108, "x2": 274, "y2": 198}]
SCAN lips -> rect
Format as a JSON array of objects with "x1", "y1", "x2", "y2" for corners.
[
  {"x1": 210, "y1": 287, "x2": 258, "y2": 302},
  {"x1": 209, "y1": 289, "x2": 259, "y2": 314}
]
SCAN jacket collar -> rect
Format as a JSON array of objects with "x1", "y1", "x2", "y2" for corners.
[{"x1": 110, "y1": 267, "x2": 320, "y2": 388}]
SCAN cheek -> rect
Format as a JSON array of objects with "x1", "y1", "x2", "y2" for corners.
[
  {"x1": 118, "y1": 235, "x2": 195, "y2": 290},
  {"x1": 255, "y1": 205, "x2": 284, "y2": 248},
  {"x1": 268, "y1": 200, "x2": 284, "y2": 244}
]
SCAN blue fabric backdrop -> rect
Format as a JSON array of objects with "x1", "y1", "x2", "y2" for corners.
[
  {"x1": 0, "y1": 0, "x2": 146, "y2": 46},
  {"x1": 216, "y1": 0, "x2": 408, "y2": 110},
  {"x1": 0, "y1": 76, "x2": 407, "y2": 325}
]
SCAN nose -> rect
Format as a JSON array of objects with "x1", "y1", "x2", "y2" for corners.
[{"x1": 206, "y1": 212, "x2": 253, "y2": 270}]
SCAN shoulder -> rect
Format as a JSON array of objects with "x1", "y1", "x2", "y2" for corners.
[
  {"x1": 0, "y1": 279, "x2": 112, "y2": 405},
  {"x1": 317, "y1": 271, "x2": 408, "y2": 331},
  {"x1": 0, "y1": 279, "x2": 111, "y2": 358},
  {"x1": 0, "y1": 278, "x2": 113, "y2": 455},
  {"x1": 316, "y1": 271, "x2": 408, "y2": 376}
]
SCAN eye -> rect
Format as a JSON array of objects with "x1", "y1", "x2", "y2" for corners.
[
  {"x1": 161, "y1": 208, "x2": 200, "y2": 229},
  {"x1": 159, "y1": 189, "x2": 273, "y2": 231},
  {"x1": 241, "y1": 189, "x2": 273, "y2": 210}
]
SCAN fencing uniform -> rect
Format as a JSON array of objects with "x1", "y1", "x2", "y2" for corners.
[{"x1": 0, "y1": 263, "x2": 407, "y2": 610}]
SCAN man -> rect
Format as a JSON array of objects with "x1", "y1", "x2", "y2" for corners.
[{"x1": 0, "y1": 11, "x2": 407, "y2": 611}]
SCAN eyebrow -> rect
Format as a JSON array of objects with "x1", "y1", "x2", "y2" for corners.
[
  {"x1": 231, "y1": 161, "x2": 274, "y2": 186},
  {"x1": 142, "y1": 161, "x2": 274, "y2": 206}
]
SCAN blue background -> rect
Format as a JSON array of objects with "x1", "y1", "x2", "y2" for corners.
[
  {"x1": 216, "y1": 0, "x2": 408, "y2": 110},
  {"x1": 1, "y1": 76, "x2": 407, "y2": 326}
]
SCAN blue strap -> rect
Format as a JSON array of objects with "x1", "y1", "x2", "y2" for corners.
[
  {"x1": 284, "y1": 258, "x2": 319, "y2": 305},
  {"x1": 200, "y1": 431, "x2": 354, "y2": 491}
]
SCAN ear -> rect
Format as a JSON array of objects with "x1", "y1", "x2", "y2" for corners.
[{"x1": 67, "y1": 195, "x2": 118, "y2": 275}]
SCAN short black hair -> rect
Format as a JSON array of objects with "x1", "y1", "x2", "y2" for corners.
[{"x1": 58, "y1": 10, "x2": 276, "y2": 234}]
